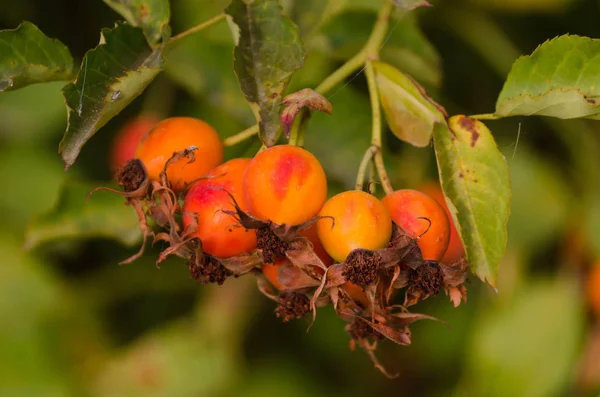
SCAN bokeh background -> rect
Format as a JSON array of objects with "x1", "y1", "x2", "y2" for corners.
[{"x1": 2, "y1": 0, "x2": 600, "y2": 396}]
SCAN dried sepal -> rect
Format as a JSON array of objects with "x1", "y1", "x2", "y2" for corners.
[
  {"x1": 220, "y1": 252, "x2": 263, "y2": 275},
  {"x1": 281, "y1": 88, "x2": 332, "y2": 137},
  {"x1": 159, "y1": 146, "x2": 199, "y2": 189},
  {"x1": 256, "y1": 271, "x2": 279, "y2": 301},
  {"x1": 275, "y1": 261, "x2": 321, "y2": 290}
]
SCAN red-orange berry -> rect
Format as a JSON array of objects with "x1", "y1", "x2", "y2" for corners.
[
  {"x1": 136, "y1": 117, "x2": 223, "y2": 191},
  {"x1": 110, "y1": 115, "x2": 158, "y2": 172},
  {"x1": 317, "y1": 190, "x2": 392, "y2": 263},
  {"x1": 243, "y1": 145, "x2": 327, "y2": 225},
  {"x1": 382, "y1": 189, "x2": 450, "y2": 261},
  {"x1": 418, "y1": 182, "x2": 465, "y2": 263},
  {"x1": 182, "y1": 158, "x2": 256, "y2": 258}
]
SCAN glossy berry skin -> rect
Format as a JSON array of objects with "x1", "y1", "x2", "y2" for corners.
[
  {"x1": 382, "y1": 189, "x2": 450, "y2": 261},
  {"x1": 243, "y1": 145, "x2": 327, "y2": 226},
  {"x1": 135, "y1": 117, "x2": 223, "y2": 191},
  {"x1": 587, "y1": 264, "x2": 600, "y2": 319},
  {"x1": 317, "y1": 190, "x2": 392, "y2": 263},
  {"x1": 110, "y1": 115, "x2": 158, "y2": 172},
  {"x1": 182, "y1": 158, "x2": 256, "y2": 258},
  {"x1": 419, "y1": 182, "x2": 465, "y2": 264}
]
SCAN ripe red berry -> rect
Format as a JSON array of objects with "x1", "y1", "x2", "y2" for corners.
[
  {"x1": 243, "y1": 145, "x2": 327, "y2": 225},
  {"x1": 382, "y1": 189, "x2": 450, "y2": 261},
  {"x1": 418, "y1": 182, "x2": 465, "y2": 263},
  {"x1": 182, "y1": 158, "x2": 257, "y2": 258}
]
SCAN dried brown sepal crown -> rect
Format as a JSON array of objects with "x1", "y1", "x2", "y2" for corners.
[
  {"x1": 188, "y1": 250, "x2": 233, "y2": 285},
  {"x1": 275, "y1": 292, "x2": 311, "y2": 322}
]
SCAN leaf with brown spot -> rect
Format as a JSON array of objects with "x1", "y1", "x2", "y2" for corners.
[
  {"x1": 433, "y1": 116, "x2": 510, "y2": 288},
  {"x1": 495, "y1": 35, "x2": 600, "y2": 120},
  {"x1": 281, "y1": 88, "x2": 332, "y2": 137},
  {"x1": 103, "y1": 0, "x2": 171, "y2": 45}
]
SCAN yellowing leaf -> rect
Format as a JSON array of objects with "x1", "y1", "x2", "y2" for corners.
[
  {"x1": 433, "y1": 116, "x2": 510, "y2": 288},
  {"x1": 373, "y1": 61, "x2": 445, "y2": 147}
]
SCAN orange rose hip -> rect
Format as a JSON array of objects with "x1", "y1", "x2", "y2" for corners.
[
  {"x1": 135, "y1": 117, "x2": 223, "y2": 191},
  {"x1": 243, "y1": 145, "x2": 327, "y2": 225},
  {"x1": 317, "y1": 190, "x2": 392, "y2": 263}
]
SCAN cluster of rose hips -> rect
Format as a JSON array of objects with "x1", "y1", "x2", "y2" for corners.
[{"x1": 102, "y1": 115, "x2": 470, "y2": 376}]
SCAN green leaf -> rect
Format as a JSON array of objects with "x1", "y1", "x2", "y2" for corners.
[
  {"x1": 0, "y1": 21, "x2": 73, "y2": 92},
  {"x1": 495, "y1": 35, "x2": 600, "y2": 119},
  {"x1": 393, "y1": 0, "x2": 432, "y2": 10},
  {"x1": 433, "y1": 116, "x2": 510, "y2": 288},
  {"x1": 24, "y1": 180, "x2": 142, "y2": 250},
  {"x1": 103, "y1": 0, "x2": 171, "y2": 45},
  {"x1": 226, "y1": 0, "x2": 306, "y2": 146},
  {"x1": 59, "y1": 22, "x2": 164, "y2": 170},
  {"x1": 373, "y1": 60, "x2": 445, "y2": 147}
]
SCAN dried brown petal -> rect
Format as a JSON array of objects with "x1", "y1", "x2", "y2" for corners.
[
  {"x1": 276, "y1": 262, "x2": 321, "y2": 290},
  {"x1": 219, "y1": 253, "x2": 263, "y2": 275}
]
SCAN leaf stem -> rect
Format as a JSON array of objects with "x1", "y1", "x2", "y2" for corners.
[
  {"x1": 223, "y1": 124, "x2": 259, "y2": 147},
  {"x1": 355, "y1": 145, "x2": 379, "y2": 190},
  {"x1": 315, "y1": 51, "x2": 367, "y2": 94},
  {"x1": 167, "y1": 13, "x2": 226, "y2": 48},
  {"x1": 362, "y1": 1, "x2": 395, "y2": 196},
  {"x1": 365, "y1": 60, "x2": 393, "y2": 195}
]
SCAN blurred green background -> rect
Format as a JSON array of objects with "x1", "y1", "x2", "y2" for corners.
[{"x1": 2, "y1": 0, "x2": 600, "y2": 396}]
